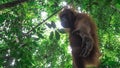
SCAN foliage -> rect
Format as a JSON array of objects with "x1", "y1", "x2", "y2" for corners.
[{"x1": 0, "y1": 0, "x2": 120, "y2": 68}]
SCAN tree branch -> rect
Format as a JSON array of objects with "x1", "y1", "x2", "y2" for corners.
[
  {"x1": 110, "y1": 5, "x2": 120, "y2": 13},
  {"x1": 26, "y1": 1, "x2": 72, "y2": 35},
  {"x1": 26, "y1": 7, "x2": 63, "y2": 34},
  {"x1": 0, "y1": 0, "x2": 29, "y2": 10}
]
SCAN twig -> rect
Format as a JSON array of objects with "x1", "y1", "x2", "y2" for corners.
[
  {"x1": 110, "y1": 5, "x2": 120, "y2": 13},
  {"x1": 26, "y1": 8, "x2": 62, "y2": 34},
  {"x1": 26, "y1": 0, "x2": 73, "y2": 35}
]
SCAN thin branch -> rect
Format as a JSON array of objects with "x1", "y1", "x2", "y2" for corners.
[
  {"x1": 26, "y1": 1, "x2": 72, "y2": 35},
  {"x1": 0, "y1": 0, "x2": 29, "y2": 10},
  {"x1": 19, "y1": 7, "x2": 63, "y2": 47},
  {"x1": 26, "y1": 0, "x2": 75, "y2": 35},
  {"x1": 11, "y1": 1, "x2": 72, "y2": 47},
  {"x1": 110, "y1": 5, "x2": 120, "y2": 13},
  {"x1": 26, "y1": 7, "x2": 63, "y2": 34}
]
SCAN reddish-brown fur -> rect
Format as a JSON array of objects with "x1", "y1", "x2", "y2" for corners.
[{"x1": 59, "y1": 8, "x2": 101, "y2": 68}]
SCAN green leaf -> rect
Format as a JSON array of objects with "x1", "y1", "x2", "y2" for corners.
[
  {"x1": 51, "y1": 21, "x2": 56, "y2": 28},
  {"x1": 46, "y1": 23, "x2": 52, "y2": 28},
  {"x1": 49, "y1": 31, "x2": 54, "y2": 40},
  {"x1": 58, "y1": 29, "x2": 66, "y2": 33},
  {"x1": 38, "y1": 34, "x2": 44, "y2": 38},
  {"x1": 55, "y1": 30, "x2": 60, "y2": 40}
]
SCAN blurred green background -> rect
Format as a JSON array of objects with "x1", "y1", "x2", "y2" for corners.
[{"x1": 0, "y1": 0, "x2": 120, "y2": 68}]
